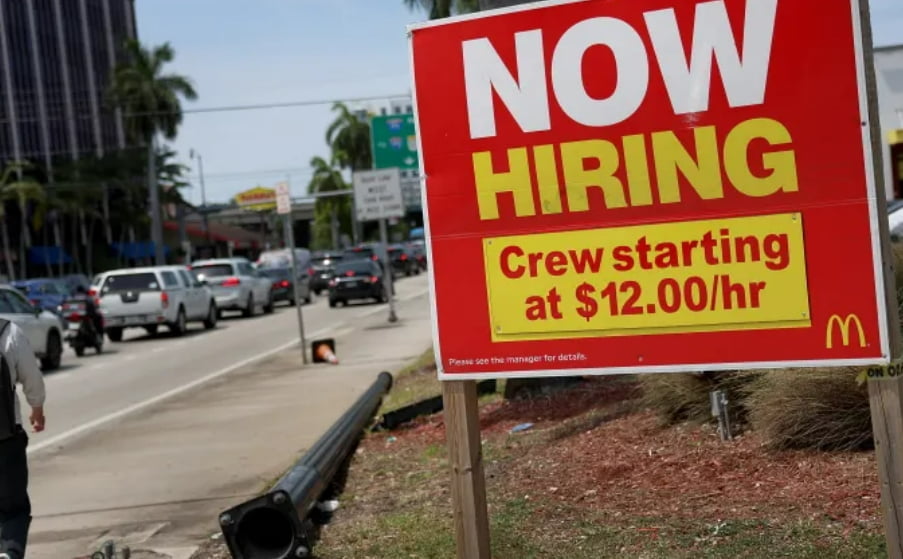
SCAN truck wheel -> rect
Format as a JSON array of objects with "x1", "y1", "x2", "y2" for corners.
[{"x1": 170, "y1": 308, "x2": 187, "y2": 336}]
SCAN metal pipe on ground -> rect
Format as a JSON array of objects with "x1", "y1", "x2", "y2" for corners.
[{"x1": 219, "y1": 371, "x2": 394, "y2": 559}]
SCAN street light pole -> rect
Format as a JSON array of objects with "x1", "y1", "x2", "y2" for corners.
[{"x1": 190, "y1": 149, "x2": 211, "y2": 253}]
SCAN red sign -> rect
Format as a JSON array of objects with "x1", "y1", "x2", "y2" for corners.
[{"x1": 409, "y1": 0, "x2": 890, "y2": 378}]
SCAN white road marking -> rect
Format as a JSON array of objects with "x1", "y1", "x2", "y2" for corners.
[{"x1": 28, "y1": 327, "x2": 333, "y2": 455}]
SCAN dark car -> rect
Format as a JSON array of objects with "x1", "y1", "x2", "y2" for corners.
[
  {"x1": 309, "y1": 252, "x2": 343, "y2": 295},
  {"x1": 259, "y1": 267, "x2": 312, "y2": 306},
  {"x1": 328, "y1": 260, "x2": 386, "y2": 307},
  {"x1": 387, "y1": 244, "x2": 419, "y2": 277},
  {"x1": 11, "y1": 278, "x2": 70, "y2": 313},
  {"x1": 408, "y1": 241, "x2": 428, "y2": 271},
  {"x1": 342, "y1": 243, "x2": 391, "y2": 279}
]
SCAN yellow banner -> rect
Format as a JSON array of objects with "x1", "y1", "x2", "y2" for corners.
[{"x1": 483, "y1": 213, "x2": 811, "y2": 342}]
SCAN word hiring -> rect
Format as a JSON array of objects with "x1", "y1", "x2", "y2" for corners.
[
  {"x1": 463, "y1": 0, "x2": 796, "y2": 220},
  {"x1": 499, "y1": 229, "x2": 791, "y2": 280}
]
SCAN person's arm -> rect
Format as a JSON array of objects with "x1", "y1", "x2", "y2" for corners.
[{"x1": 12, "y1": 325, "x2": 46, "y2": 432}]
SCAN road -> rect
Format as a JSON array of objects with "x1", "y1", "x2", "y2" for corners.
[
  {"x1": 24, "y1": 273, "x2": 434, "y2": 559},
  {"x1": 30, "y1": 274, "x2": 427, "y2": 453}
]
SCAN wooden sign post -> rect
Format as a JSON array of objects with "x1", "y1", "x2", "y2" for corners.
[
  {"x1": 410, "y1": 0, "x2": 903, "y2": 556},
  {"x1": 861, "y1": 2, "x2": 903, "y2": 556},
  {"x1": 442, "y1": 381, "x2": 492, "y2": 558}
]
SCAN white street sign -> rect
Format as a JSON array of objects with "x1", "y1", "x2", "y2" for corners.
[
  {"x1": 353, "y1": 168, "x2": 405, "y2": 222},
  {"x1": 276, "y1": 181, "x2": 292, "y2": 215}
]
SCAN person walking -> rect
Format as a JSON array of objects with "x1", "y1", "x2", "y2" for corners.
[{"x1": 0, "y1": 318, "x2": 46, "y2": 559}]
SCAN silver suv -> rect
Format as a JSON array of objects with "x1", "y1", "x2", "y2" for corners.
[
  {"x1": 191, "y1": 258, "x2": 274, "y2": 318},
  {"x1": 97, "y1": 266, "x2": 217, "y2": 342}
]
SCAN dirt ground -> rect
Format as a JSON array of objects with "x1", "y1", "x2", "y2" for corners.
[{"x1": 195, "y1": 374, "x2": 886, "y2": 558}]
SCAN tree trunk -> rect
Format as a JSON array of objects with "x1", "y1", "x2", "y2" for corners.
[
  {"x1": 53, "y1": 218, "x2": 64, "y2": 277},
  {"x1": 1, "y1": 219, "x2": 15, "y2": 282},
  {"x1": 85, "y1": 216, "x2": 95, "y2": 277},
  {"x1": 102, "y1": 183, "x2": 112, "y2": 245},
  {"x1": 42, "y1": 219, "x2": 52, "y2": 278}
]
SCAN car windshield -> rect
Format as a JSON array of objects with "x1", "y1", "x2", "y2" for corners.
[
  {"x1": 342, "y1": 249, "x2": 374, "y2": 260},
  {"x1": 260, "y1": 268, "x2": 291, "y2": 279},
  {"x1": 312, "y1": 256, "x2": 341, "y2": 268},
  {"x1": 335, "y1": 261, "x2": 375, "y2": 275},
  {"x1": 101, "y1": 273, "x2": 160, "y2": 294},
  {"x1": 192, "y1": 264, "x2": 235, "y2": 278}
]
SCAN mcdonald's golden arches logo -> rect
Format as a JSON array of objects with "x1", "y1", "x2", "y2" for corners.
[{"x1": 825, "y1": 314, "x2": 866, "y2": 349}]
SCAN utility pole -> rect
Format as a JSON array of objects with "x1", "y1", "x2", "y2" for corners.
[
  {"x1": 190, "y1": 149, "x2": 211, "y2": 254},
  {"x1": 148, "y1": 136, "x2": 165, "y2": 265}
]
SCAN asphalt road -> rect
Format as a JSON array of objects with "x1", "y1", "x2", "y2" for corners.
[
  {"x1": 29, "y1": 275, "x2": 427, "y2": 455},
  {"x1": 24, "y1": 273, "x2": 434, "y2": 559}
]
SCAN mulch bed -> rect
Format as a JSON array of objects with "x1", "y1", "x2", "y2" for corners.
[{"x1": 370, "y1": 376, "x2": 882, "y2": 531}]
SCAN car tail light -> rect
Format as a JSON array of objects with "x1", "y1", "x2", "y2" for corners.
[
  {"x1": 161, "y1": 292, "x2": 170, "y2": 309},
  {"x1": 307, "y1": 267, "x2": 314, "y2": 276},
  {"x1": 280, "y1": 280, "x2": 290, "y2": 288},
  {"x1": 370, "y1": 276, "x2": 379, "y2": 284},
  {"x1": 345, "y1": 270, "x2": 355, "y2": 277},
  {"x1": 87, "y1": 287, "x2": 97, "y2": 296},
  {"x1": 222, "y1": 277, "x2": 241, "y2": 287},
  {"x1": 371, "y1": 255, "x2": 379, "y2": 261}
]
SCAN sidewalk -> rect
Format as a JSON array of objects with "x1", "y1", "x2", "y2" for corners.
[{"x1": 26, "y1": 290, "x2": 434, "y2": 559}]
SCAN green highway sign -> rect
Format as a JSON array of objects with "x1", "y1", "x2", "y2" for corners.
[{"x1": 371, "y1": 114, "x2": 419, "y2": 170}]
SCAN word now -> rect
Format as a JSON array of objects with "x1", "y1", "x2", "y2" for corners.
[{"x1": 463, "y1": 0, "x2": 777, "y2": 139}]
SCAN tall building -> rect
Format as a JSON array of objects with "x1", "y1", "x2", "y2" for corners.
[{"x1": 0, "y1": 0, "x2": 137, "y2": 171}]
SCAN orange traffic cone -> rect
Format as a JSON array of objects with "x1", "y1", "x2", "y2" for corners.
[{"x1": 312, "y1": 339, "x2": 339, "y2": 364}]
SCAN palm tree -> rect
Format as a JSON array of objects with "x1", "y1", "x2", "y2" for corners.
[
  {"x1": 109, "y1": 39, "x2": 197, "y2": 265},
  {"x1": 403, "y1": 0, "x2": 478, "y2": 18},
  {"x1": 326, "y1": 102, "x2": 372, "y2": 173},
  {"x1": 0, "y1": 161, "x2": 46, "y2": 281},
  {"x1": 307, "y1": 156, "x2": 350, "y2": 249}
]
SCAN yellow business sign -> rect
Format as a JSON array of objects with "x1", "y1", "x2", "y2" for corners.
[
  {"x1": 234, "y1": 186, "x2": 277, "y2": 211},
  {"x1": 483, "y1": 213, "x2": 811, "y2": 342}
]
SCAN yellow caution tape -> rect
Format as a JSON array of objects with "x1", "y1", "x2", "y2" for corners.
[{"x1": 856, "y1": 359, "x2": 903, "y2": 385}]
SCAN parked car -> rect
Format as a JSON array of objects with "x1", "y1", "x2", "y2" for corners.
[
  {"x1": 259, "y1": 267, "x2": 312, "y2": 306},
  {"x1": 11, "y1": 278, "x2": 70, "y2": 313},
  {"x1": 0, "y1": 285, "x2": 64, "y2": 370},
  {"x1": 191, "y1": 258, "x2": 274, "y2": 317},
  {"x1": 387, "y1": 244, "x2": 419, "y2": 277},
  {"x1": 309, "y1": 251, "x2": 343, "y2": 295},
  {"x1": 97, "y1": 266, "x2": 217, "y2": 342},
  {"x1": 328, "y1": 259, "x2": 387, "y2": 307}
]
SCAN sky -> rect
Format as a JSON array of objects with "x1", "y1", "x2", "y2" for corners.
[{"x1": 135, "y1": 0, "x2": 903, "y2": 205}]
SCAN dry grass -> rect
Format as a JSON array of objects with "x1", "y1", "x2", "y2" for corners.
[
  {"x1": 639, "y1": 371, "x2": 756, "y2": 426},
  {"x1": 743, "y1": 367, "x2": 872, "y2": 451}
]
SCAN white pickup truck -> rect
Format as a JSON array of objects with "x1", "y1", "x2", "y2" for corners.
[{"x1": 97, "y1": 266, "x2": 218, "y2": 342}]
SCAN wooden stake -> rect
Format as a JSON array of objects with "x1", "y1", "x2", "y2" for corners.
[
  {"x1": 859, "y1": 1, "x2": 903, "y2": 557},
  {"x1": 443, "y1": 380, "x2": 492, "y2": 559}
]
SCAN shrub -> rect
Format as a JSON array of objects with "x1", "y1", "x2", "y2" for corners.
[
  {"x1": 743, "y1": 368, "x2": 871, "y2": 451},
  {"x1": 640, "y1": 372, "x2": 755, "y2": 426}
]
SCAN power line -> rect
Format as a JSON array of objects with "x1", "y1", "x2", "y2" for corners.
[{"x1": 0, "y1": 91, "x2": 413, "y2": 126}]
